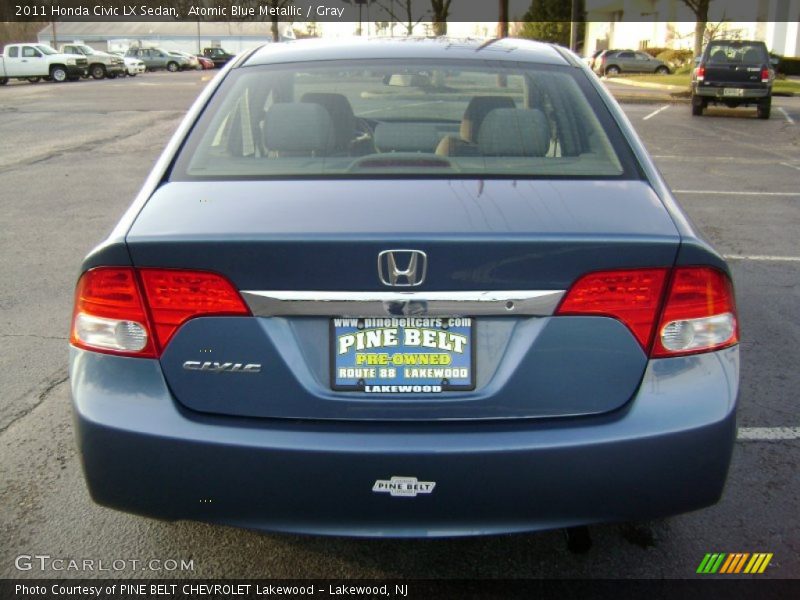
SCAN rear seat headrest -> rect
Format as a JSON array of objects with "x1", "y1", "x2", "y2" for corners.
[
  {"x1": 300, "y1": 93, "x2": 355, "y2": 151},
  {"x1": 461, "y1": 96, "x2": 516, "y2": 143},
  {"x1": 477, "y1": 108, "x2": 551, "y2": 157},
  {"x1": 263, "y1": 103, "x2": 335, "y2": 155}
]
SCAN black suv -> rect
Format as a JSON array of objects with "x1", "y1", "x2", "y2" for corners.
[
  {"x1": 691, "y1": 40, "x2": 775, "y2": 119},
  {"x1": 202, "y1": 47, "x2": 235, "y2": 69}
]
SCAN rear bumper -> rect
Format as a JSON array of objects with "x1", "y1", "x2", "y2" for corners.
[
  {"x1": 693, "y1": 84, "x2": 770, "y2": 100},
  {"x1": 70, "y1": 346, "x2": 738, "y2": 537}
]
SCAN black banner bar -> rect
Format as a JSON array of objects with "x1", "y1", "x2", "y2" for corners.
[
  {"x1": 3, "y1": 579, "x2": 800, "y2": 600},
  {"x1": 0, "y1": 0, "x2": 792, "y2": 23}
]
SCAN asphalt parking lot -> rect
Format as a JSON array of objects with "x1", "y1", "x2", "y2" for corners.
[{"x1": 1, "y1": 70, "x2": 798, "y2": 579}]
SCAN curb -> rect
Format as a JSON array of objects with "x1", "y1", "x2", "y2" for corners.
[
  {"x1": 610, "y1": 92, "x2": 690, "y2": 104},
  {"x1": 602, "y1": 76, "x2": 687, "y2": 92}
]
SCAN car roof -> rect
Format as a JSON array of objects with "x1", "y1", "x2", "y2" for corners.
[{"x1": 243, "y1": 37, "x2": 570, "y2": 68}]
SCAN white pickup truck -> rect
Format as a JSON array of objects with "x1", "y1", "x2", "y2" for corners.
[
  {"x1": 0, "y1": 43, "x2": 88, "y2": 85},
  {"x1": 59, "y1": 44, "x2": 125, "y2": 80}
]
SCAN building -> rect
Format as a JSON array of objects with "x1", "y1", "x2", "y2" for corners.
[
  {"x1": 584, "y1": 0, "x2": 800, "y2": 57},
  {"x1": 37, "y1": 21, "x2": 295, "y2": 54}
]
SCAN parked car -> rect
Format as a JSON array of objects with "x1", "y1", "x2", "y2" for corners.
[
  {"x1": 168, "y1": 50, "x2": 201, "y2": 70},
  {"x1": 70, "y1": 38, "x2": 739, "y2": 538},
  {"x1": 111, "y1": 52, "x2": 146, "y2": 76},
  {"x1": 124, "y1": 47, "x2": 188, "y2": 72},
  {"x1": 202, "y1": 47, "x2": 235, "y2": 68},
  {"x1": 595, "y1": 49, "x2": 671, "y2": 76},
  {"x1": 196, "y1": 55, "x2": 214, "y2": 70},
  {"x1": 59, "y1": 44, "x2": 125, "y2": 79},
  {"x1": 0, "y1": 43, "x2": 87, "y2": 84},
  {"x1": 585, "y1": 49, "x2": 604, "y2": 71},
  {"x1": 691, "y1": 40, "x2": 775, "y2": 119}
]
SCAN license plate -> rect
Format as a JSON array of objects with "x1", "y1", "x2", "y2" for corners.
[
  {"x1": 331, "y1": 317, "x2": 475, "y2": 392},
  {"x1": 723, "y1": 88, "x2": 745, "y2": 97}
]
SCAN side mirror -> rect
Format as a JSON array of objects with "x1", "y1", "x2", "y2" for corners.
[
  {"x1": 694, "y1": 57, "x2": 701, "y2": 66},
  {"x1": 770, "y1": 57, "x2": 779, "y2": 66}
]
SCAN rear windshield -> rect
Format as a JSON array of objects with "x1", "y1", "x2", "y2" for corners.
[
  {"x1": 172, "y1": 59, "x2": 633, "y2": 180},
  {"x1": 706, "y1": 41, "x2": 768, "y2": 64}
]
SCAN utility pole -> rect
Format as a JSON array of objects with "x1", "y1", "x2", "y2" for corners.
[{"x1": 569, "y1": 0, "x2": 579, "y2": 52}]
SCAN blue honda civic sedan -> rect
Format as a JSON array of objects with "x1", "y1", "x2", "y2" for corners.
[{"x1": 70, "y1": 38, "x2": 739, "y2": 537}]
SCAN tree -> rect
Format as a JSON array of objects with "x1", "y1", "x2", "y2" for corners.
[
  {"x1": 498, "y1": 0, "x2": 509, "y2": 38},
  {"x1": 680, "y1": 0, "x2": 712, "y2": 58},
  {"x1": 374, "y1": 0, "x2": 427, "y2": 36},
  {"x1": 430, "y1": 0, "x2": 452, "y2": 36},
  {"x1": 517, "y1": 0, "x2": 584, "y2": 48},
  {"x1": 262, "y1": 0, "x2": 295, "y2": 42}
]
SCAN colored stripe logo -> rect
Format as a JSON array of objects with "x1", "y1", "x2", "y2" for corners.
[{"x1": 697, "y1": 553, "x2": 773, "y2": 574}]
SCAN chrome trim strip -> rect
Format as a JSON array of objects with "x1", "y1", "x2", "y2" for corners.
[{"x1": 240, "y1": 290, "x2": 565, "y2": 317}]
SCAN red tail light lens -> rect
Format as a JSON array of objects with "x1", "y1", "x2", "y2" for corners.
[
  {"x1": 696, "y1": 65, "x2": 705, "y2": 81},
  {"x1": 761, "y1": 67, "x2": 770, "y2": 83},
  {"x1": 71, "y1": 267, "x2": 156, "y2": 358},
  {"x1": 555, "y1": 268, "x2": 669, "y2": 350},
  {"x1": 651, "y1": 267, "x2": 738, "y2": 357},
  {"x1": 138, "y1": 269, "x2": 250, "y2": 351},
  {"x1": 71, "y1": 267, "x2": 250, "y2": 357},
  {"x1": 556, "y1": 266, "x2": 738, "y2": 358}
]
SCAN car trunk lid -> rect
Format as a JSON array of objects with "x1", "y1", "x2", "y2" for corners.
[{"x1": 126, "y1": 179, "x2": 680, "y2": 421}]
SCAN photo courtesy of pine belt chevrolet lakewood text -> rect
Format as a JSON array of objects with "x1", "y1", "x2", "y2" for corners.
[{"x1": 69, "y1": 38, "x2": 739, "y2": 537}]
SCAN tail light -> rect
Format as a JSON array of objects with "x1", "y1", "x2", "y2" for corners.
[
  {"x1": 556, "y1": 266, "x2": 738, "y2": 358},
  {"x1": 761, "y1": 67, "x2": 770, "y2": 83},
  {"x1": 651, "y1": 267, "x2": 738, "y2": 357},
  {"x1": 71, "y1": 267, "x2": 250, "y2": 358},
  {"x1": 696, "y1": 65, "x2": 705, "y2": 82},
  {"x1": 555, "y1": 268, "x2": 668, "y2": 350}
]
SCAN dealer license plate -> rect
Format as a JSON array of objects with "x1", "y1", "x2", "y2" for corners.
[
  {"x1": 723, "y1": 88, "x2": 745, "y2": 97},
  {"x1": 331, "y1": 317, "x2": 475, "y2": 393}
]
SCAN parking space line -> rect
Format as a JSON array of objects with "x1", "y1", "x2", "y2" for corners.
[
  {"x1": 724, "y1": 254, "x2": 800, "y2": 262},
  {"x1": 673, "y1": 190, "x2": 800, "y2": 197},
  {"x1": 780, "y1": 162, "x2": 800, "y2": 172},
  {"x1": 738, "y1": 427, "x2": 800, "y2": 441},
  {"x1": 642, "y1": 104, "x2": 670, "y2": 120},
  {"x1": 777, "y1": 107, "x2": 795, "y2": 125}
]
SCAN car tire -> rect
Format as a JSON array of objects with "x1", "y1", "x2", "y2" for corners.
[
  {"x1": 691, "y1": 95, "x2": 704, "y2": 116},
  {"x1": 757, "y1": 99, "x2": 771, "y2": 120},
  {"x1": 655, "y1": 66, "x2": 670, "y2": 75},
  {"x1": 605, "y1": 65, "x2": 621, "y2": 76},
  {"x1": 90, "y1": 64, "x2": 105, "y2": 79},
  {"x1": 167, "y1": 61, "x2": 179, "y2": 72},
  {"x1": 0, "y1": 77, "x2": 8, "y2": 85},
  {"x1": 27, "y1": 77, "x2": 41, "y2": 83},
  {"x1": 50, "y1": 66, "x2": 68, "y2": 82}
]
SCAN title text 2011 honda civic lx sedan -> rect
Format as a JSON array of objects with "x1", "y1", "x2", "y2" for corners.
[{"x1": 69, "y1": 38, "x2": 739, "y2": 537}]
